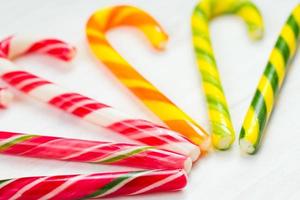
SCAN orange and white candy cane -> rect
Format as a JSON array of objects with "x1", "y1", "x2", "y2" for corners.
[{"x1": 86, "y1": 5, "x2": 211, "y2": 152}]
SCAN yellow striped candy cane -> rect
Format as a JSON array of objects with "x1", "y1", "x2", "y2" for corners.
[
  {"x1": 192, "y1": 0, "x2": 264, "y2": 149},
  {"x1": 86, "y1": 5, "x2": 211, "y2": 152},
  {"x1": 240, "y1": 4, "x2": 300, "y2": 154}
]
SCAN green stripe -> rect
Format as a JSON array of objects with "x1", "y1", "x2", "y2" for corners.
[
  {"x1": 207, "y1": 95, "x2": 230, "y2": 118},
  {"x1": 99, "y1": 147, "x2": 154, "y2": 163},
  {"x1": 0, "y1": 179, "x2": 10, "y2": 186},
  {"x1": 264, "y1": 62, "x2": 279, "y2": 96},
  {"x1": 229, "y1": 1, "x2": 259, "y2": 15},
  {"x1": 0, "y1": 135, "x2": 36, "y2": 152},
  {"x1": 211, "y1": 121, "x2": 233, "y2": 136},
  {"x1": 287, "y1": 15, "x2": 300, "y2": 39},
  {"x1": 239, "y1": 127, "x2": 246, "y2": 139},
  {"x1": 192, "y1": 29, "x2": 210, "y2": 41},
  {"x1": 202, "y1": 71, "x2": 223, "y2": 91},
  {"x1": 251, "y1": 90, "x2": 267, "y2": 133},
  {"x1": 195, "y1": 47, "x2": 216, "y2": 65},
  {"x1": 275, "y1": 36, "x2": 290, "y2": 65},
  {"x1": 83, "y1": 171, "x2": 146, "y2": 199},
  {"x1": 194, "y1": 5, "x2": 208, "y2": 20}
]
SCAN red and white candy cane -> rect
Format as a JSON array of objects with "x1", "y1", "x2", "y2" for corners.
[
  {"x1": 0, "y1": 131, "x2": 192, "y2": 172},
  {"x1": 0, "y1": 169, "x2": 187, "y2": 199},
  {"x1": 0, "y1": 36, "x2": 200, "y2": 161}
]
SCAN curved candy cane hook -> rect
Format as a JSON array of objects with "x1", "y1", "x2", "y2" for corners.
[
  {"x1": 240, "y1": 4, "x2": 300, "y2": 154},
  {"x1": 0, "y1": 35, "x2": 75, "y2": 107},
  {"x1": 192, "y1": 0, "x2": 264, "y2": 150},
  {"x1": 86, "y1": 5, "x2": 211, "y2": 152},
  {"x1": 0, "y1": 35, "x2": 200, "y2": 161}
]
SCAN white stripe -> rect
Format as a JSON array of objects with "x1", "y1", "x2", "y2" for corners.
[
  {"x1": 130, "y1": 171, "x2": 184, "y2": 195},
  {"x1": 38, "y1": 174, "x2": 87, "y2": 200},
  {"x1": 28, "y1": 84, "x2": 70, "y2": 102},
  {"x1": 8, "y1": 35, "x2": 40, "y2": 59},
  {"x1": 0, "y1": 59, "x2": 17, "y2": 74},
  {"x1": 17, "y1": 138, "x2": 65, "y2": 156},
  {"x1": 0, "y1": 135, "x2": 27, "y2": 148},
  {"x1": 84, "y1": 107, "x2": 136, "y2": 127},
  {"x1": 61, "y1": 143, "x2": 112, "y2": 160},
  {"x1": 9, "y1": 177, "x2": 48, "y2": 200},
  {"x1": 93, "y1": 171, "x2": 152, "y2": 198}
]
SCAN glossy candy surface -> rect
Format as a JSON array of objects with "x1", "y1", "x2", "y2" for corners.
[
  {"x1": 240, "y1": 4, "x2": 300, "y2": 154},
  {"x1": 0, "y1": 35, "x2": 200, "y2": 161},
  {"x1": 191, "y1": 0, "x2": 264, "y2": 149},
  {"x1": 0, "y1": 169, "x2": 187, "y2": 199},
  {"x1": 86, "y1": 5, "x2": 211, "y2": 152},
  {"x1": 0, "y1": 131, "x2": 192, "y2": 172}
]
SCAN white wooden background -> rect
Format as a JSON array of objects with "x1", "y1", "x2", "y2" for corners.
[{"x1": 0, "y1": 0, "x2": 299, "y2": 199}]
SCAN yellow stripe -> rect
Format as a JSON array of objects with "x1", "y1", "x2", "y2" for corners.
[
  {"x1": 198, "y1": 59, "x2": 219, "y2": 78},
  {"x1": 257, "y1": 75, "x2": 274, "y2": 116},
  {"x1": 209, "y1": 110, "x2": 234, "y2": 131},
  {"x1": 191, "y1": 16, "x2": 209, "y2": 33},
  {"x1": 292, "y1": 5, "x2": 300, "y2": 25},
  {"x1": 237, "y1": 7, "x2": 263, "y2": 28},
  {"x1": 269, "y1": 48, "x2": 286, "y2": 85},
  {"x1": 90, "y1": 44, "x2": 128, "y2": 65},
  {"x1": 193, "y1": 37, "x2": 213, "y2": 55},
  {"x1": 243, "y1": 107, "x2": 260, "y2": 145},
  {"x1": 281, "y1": 24, "x2": 297, "y2": 56},
  {"x1": 93, "y1": 9, "x2": 113, "y2": 29},
  {"x1": 139, "y1": 25, "x2": 167, "y2": 48},
  {"x1": 143, "y1": 100, "x2": 188, "y2": 121},
  {"x1": 121, "y1": 79, "x2": 156, "y2": 90},
  {"x1": 203, "y1": 82, "x2": 227, "y2": 105}
]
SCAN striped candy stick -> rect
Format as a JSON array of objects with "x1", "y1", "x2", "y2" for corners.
[
  {"x1": 86, "y1": 5, "x2": 211, "y2": 152},
  {"x1": 0, "y1": 131, "x2": 192, "y2": 172},
  {"x1": 239, "y1": 4, "x2": 300, "y2": 154},
  {"x1": 0, "y1": 169, "x2": 187, "y2": 199},
  {"x1": 0, "y1": 87, "x2": 13, "y2": 108},
  {"x1": 0, "y1": 36, "x2": 200, "y2": 161},
  {"x1": 192, "y1": 0, "x2": 264, "y2": 149}
]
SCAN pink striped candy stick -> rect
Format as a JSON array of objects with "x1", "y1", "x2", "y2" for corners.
[
  {"x1": 0, "y1": 131, "x2": 192, "y2": 172},
  {"x1": 0, "y1": 169, "x2": 187, "y2": 199},
  {"x1": 0, "y1": 36, "x2": 200, "y2": 161}
]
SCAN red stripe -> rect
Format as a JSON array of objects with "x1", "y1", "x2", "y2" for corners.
[
  {"x1": 71, "y1": 103, "x2": 107, "y2": 117},
  {"x1": 19, "y1": 80, "x2": 51, "y2": 93}
]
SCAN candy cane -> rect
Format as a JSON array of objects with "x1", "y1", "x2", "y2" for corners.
[
  {"x1": 0, "y1": 87, "x2": 13, "y2": 108},
  {"x1": 0, "y1": 131, "x2": 192, "y2": 172},
  {"x1": 86, "y1": 5, "x2": 211, "y2": 152},
  {"x1": 240, "y1": 4, "x2": 300, "y2": 154},
  {"x1": 0, "y1": 169, "x2": 187, "y2": 199},
  {"x1": 0, "y1": 36, "x2": 200, "y2": 161},
  {"x1": 191, "y1": 0, "x2": 264, "y2": 149}
]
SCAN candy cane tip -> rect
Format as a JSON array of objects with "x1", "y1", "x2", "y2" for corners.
[
  {"x1": 249, "y1": 28, "x2": 264, "y2": 41},
  {"x1": 184, "y1": 157, "x2": 193, "y2": 173},
  {"x1": 0, "y1": 88, "x2": 13, "y2": 108},
  {"x1": 213, "y1": 135, "x2": 234, "y2": 150},
  {"x1": 239, "y1": 138, "x2": 256, "y2": 155}
]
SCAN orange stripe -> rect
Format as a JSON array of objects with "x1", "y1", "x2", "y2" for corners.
[
  {"x1": 103, "y1": 61, "x2": 143, "y2": 80},
  {"x1": 130, "y1": 87, "x2": 172, "y2": 104},
  {"x1": 87, "y1": 35, "x2": 109, "y2": 46}
]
